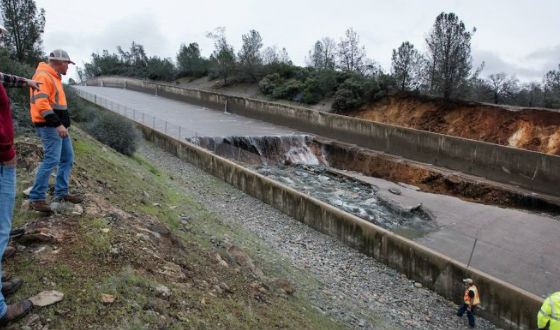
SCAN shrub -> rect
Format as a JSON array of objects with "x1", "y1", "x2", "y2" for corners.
[
  {"x1": 272, "y1": 79, "x2": 303, "y2": 100},
  {"x1": 332, "y1": 76, "x2": 377, "y2": 112},
  {"x1": 87, "y1": 111, "x2": 140, "y2": 156},
  {"x1": 301, "y1": 78, "x2": 323, "y2": 104},
  {"x1": 259, "y1": 73, "x2": 283, "y2": 95}
]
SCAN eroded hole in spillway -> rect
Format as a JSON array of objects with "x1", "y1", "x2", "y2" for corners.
[{"x1": 187, "y1": 135, "x2": 438, "y2": 237}]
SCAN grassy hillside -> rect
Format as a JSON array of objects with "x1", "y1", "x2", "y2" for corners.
[{"x1": 6, "y1": 128, "x2": 341, "y2": 329}]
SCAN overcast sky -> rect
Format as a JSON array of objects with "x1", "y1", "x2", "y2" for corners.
[{"x1": 35, "y1": 0, "x2": 560, "y2": 83}]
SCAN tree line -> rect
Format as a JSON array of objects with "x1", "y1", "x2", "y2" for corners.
[{"x1": 0, "y1": 1, "x2": 557, "y2": 111}]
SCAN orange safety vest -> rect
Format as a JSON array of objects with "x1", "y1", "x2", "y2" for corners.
[
  {"x1": 29, "y1": 62, "x2": 67, "y2": 124},
  {"x1": 464, "y1": 285, "x2": 480, "y2": 306}
]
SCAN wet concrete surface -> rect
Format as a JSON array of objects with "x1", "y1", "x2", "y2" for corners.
[
  {"x1": 76, "y1": 85, "x2": 560, "y2": 298},
  {"x1": 76, "y1": 86, "x2": 299, "y2": 138},
  {"x1": 334, "y1": 169, "x2": 560, "y2": 298}
]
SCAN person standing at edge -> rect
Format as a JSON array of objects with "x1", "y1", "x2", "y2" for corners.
[
  {"x1": 457, "y1": 278, "x2": 480, "y2": 328},
  {"x1": 538, "y1": 291, "x2": 560, "y2": 330},
  {"x1": 28, "y1": 50, "x2": 83, "y2": 212},
  {"x1": 0, "y1": 24, "x2": 42, "y2": 325}
]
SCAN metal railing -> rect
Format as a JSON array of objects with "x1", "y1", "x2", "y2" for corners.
[{"x1": 73, "y1": 87, "x2": 190, "y2": 141}]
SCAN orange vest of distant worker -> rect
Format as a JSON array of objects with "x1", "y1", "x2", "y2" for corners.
[
  {"x1": 29, "y1": 62, "x2": 67, "y2": 124},
  {"x1": 464, "y1": 285, "x2": 481, "y2": 305}
]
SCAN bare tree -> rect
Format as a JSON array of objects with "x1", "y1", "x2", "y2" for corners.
[
  {"x1": 336, "y1": 28, "x2": 367, "y2": 73},
  {"x1": 307, "y1": 37, "x2": 336, "y2": 70},
  {"x1": 206, "y1": 27, "x2": 236, "y2": 85},
  {"x1": 425, "y1": 12, "x2": 476, "y2": 99},
  {"x1": 487, "y1": 73, "x2": 519, "y2": 104},
  {"x1": 262, "y1": 45, "x2": 291, "y2": 65},
  {"x1": 391, "y1": 41, "x2": 423, "y2": 91}
]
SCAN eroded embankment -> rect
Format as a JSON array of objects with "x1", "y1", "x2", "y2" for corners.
[{"x1": 350, "y1": 93, "x2": 560, "y2": 155}]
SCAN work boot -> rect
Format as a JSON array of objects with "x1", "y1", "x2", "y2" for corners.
[
  {"x1": 29, "y1": 200, "x2": 52, "y2": 213},
  {"x1": 1, "y1": 278, "x2": 23, "y2": 297},
  {"x1": 0, "y1": 300, "x2": 33, "y2": 326},
  {"x1": 2, "y1": 246, "x2": 15, "y2": 261},
  {"x1": 55, "y1": 194, "x2": 83, "y2": 204}
]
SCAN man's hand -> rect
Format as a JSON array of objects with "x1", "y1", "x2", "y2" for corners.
[
  {"x1": 56, "y1": 125, "x2": 68, "y2": 138},
  {"x1": 26, "y1": 79, "x2": 42, "y2": 91}
]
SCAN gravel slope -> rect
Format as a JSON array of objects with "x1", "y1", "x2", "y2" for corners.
[{"x1": 139, "y1": 141, "x2": 496, "y2": 330}]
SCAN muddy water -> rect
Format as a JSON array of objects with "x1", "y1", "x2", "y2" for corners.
[
  {"x1": 188, "y1": 135, "x2": 438, "y2": 237},
  {"x1": 254, "y1": 164, "x2": 436, "y2": 236}
]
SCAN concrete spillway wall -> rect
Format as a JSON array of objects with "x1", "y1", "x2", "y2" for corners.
[
  {"x1": 87, "y1": 77, "x2": 560, "y2": 198},
  {"x1": 78, "y1": 83, "x2": 543, "y2": 330}
]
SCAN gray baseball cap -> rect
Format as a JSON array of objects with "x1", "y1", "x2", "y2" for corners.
[{"x1": 48, "y1": 49, "x2": 75, "y2": 64}]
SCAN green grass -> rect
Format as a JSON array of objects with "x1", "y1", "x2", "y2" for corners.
[{"x1": 7, "y1": 128, "x2": 343, "y2": 329}]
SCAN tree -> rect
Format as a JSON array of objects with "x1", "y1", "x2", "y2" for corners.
[
  {"x1": 146, "y1": 57, "x2": 176, "y2": 81},
  {"x1": 278, "y1": 47, "x2": 291, "y2": 65},
  {"x1": 487, "y1": 73, "x2": 519, "y2": 104},
  {"x1": 176, "y1": 42, "x2": 208, "y2": 77},
  {"x1": 237, "y1": 29, "x2": 263, "y2": 82},
  {"x1": 391, "y1": 41, "x2": 423, "y2": 91},
  {"x1": 337, "y1": 28, "x2": 367, "y2": 73},
  {"x1": 307, "y1": 37, "x2": 336, "y2": 70},
  {"x1": 206, "y1": 27, "x2": 236, "y2": 85},
  {"x1": 0, "y1": 0, "x2": 45, "y2": 64},
  {"x1": 543, "y1": 64, "x2": 560, "y2": 108},
  {"x1": 425, "y1": 12, "x2": 475, "y2": 99}
]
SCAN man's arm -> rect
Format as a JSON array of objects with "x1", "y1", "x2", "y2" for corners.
[
  {"x1": 467, "y1": 289, "x2": 475, "y2": 309},
  {"x1": 0, "y1": 72, "x2": 41, "y2": 90}
]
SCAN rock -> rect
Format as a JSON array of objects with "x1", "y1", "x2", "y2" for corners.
[
  {"x1": 219, "y1": 282, "x2": 232, "y2": 293},
  {"x1": 21, "y1": 199, "x2": 31, "y2": 211},
  {"x1": 388, "y1": 188, "x2": 401, "y2": 195},
  {"x1": 17, "y1": 228, "x2": 60, "y2": 244},
  {"x1": 215, "y1": 254, "x2": 229, "y2": 267},
  {"x1": 23, "y1": 186, "x2": 33, "y2": 196},
  {"x1": 101, "y1": 294, "x2": 115, "y2": 304},
  {"x1": 397, "y1": 182, "x2": 421, "y2": 191},
  {"x1": 29, "y1": 290, "x2": 64, "y2": 307},
  {"x1": 226, "y1": 245, "x2": 264, "y2": 277},
  {"x1": 101, "y1": 228, "x2": 110, "y2": 233},
  {"x1": 152, "y1": 202, "x2": 161, "y2": 207},
  {"x1": 414, "y1": 282, "x2": 423, "y2": 288},
  {"x1": 72, "y1": 204, "x2": 84, "y2": 215},
  {"x1": 49, "y1": 202, "x2": 64, "y2": 212},
  {"x1": 154, "y1": 284, "x2": 171, "y2": 298},
  {"x1": 272, "y1": 278, "x2": 296, "y2": 295},
  {"x1": 23, "y1": 313, "x2": 40, "y2": 326}
]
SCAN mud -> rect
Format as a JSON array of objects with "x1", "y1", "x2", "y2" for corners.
[{"x1": 351, "y1": 93, "x2": 560, "y2": 155}]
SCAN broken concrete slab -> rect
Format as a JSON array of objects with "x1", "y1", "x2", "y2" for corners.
[{"x1": 377, "y1": 191, "x2": 423, "y2": 215}]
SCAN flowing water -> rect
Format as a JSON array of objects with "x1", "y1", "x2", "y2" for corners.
[{"x1": 188, "y1": 135, "x2": 437, "y2": 236}]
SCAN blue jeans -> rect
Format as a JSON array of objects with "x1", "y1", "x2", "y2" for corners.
[
  {"x1": 0, "y1": 164, "x2": 16, "y2": 317},
  {"x1": 457, "y1": 303, "x2": 476, "y2": 328},
  {"x1": 29, "y1": 127, "x2": 74, "y2": 201}
]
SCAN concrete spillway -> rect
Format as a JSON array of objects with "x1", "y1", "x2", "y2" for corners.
[{"x1": 74, "y1": 85, "x2": 559, "y2": 300}]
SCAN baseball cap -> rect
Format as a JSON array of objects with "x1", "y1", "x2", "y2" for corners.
[
  {"x1": 48, "y1": 49, "x2": 75, "y2": 64},
  {"x1": 463, "y1": 278, "x2": 474, "y2": 284}
]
